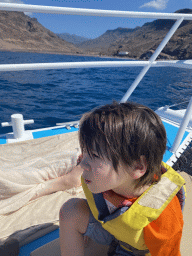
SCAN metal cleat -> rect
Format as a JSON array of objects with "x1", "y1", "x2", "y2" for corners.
[{"x1": 1, "y1": 114, "x2": 34, "y2": 142}]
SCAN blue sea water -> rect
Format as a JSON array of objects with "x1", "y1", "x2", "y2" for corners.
[{"x1": 0, "y1": 51, "x2": 192, "y2": 135}]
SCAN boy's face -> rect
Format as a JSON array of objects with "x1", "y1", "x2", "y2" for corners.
[{"x1": 80, "y1": 150, "x2": 131, "y2": 194}]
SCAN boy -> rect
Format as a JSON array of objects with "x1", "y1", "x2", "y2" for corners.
[{"x1": 59, "y1": 101, "x2": 186, "y2": 256}]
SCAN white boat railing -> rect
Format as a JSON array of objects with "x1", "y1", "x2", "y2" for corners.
[
  {"x1": 0, "y1": 3, "x2": 192, "y2": 153},
  {"x1": 1, "y1": 60, "x2": 192, "y2": 72},
  {"x1": 0, "y1": 3, "x2": 192, "y2": 20},
  {"x1": 171, "y1": 98, "x2": 192, "y2": 152}
]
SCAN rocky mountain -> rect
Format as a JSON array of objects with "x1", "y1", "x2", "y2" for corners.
[
  {"x1": 0, "y1": 9, "x2": 191, "y2": 60},
  {"x1": 0, "y1": 11, "x2": 84, "y2": 54},
  {"x1": 78, "y1": 9, "x2": 192, "y2": 60},
  {"x1": 57, "y1": 33, "x2": 90, "y2": 45}
]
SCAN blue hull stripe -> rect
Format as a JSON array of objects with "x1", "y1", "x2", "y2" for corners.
[
  {"x1": 32, "y1": 127, "x2": 78, "y2": 139},
  {"x1": 18, "y1": 229, "x2": 59, "y2": 256},
  {"x1": 0, "y1": 135, "x2": 7, "y2": 144}
]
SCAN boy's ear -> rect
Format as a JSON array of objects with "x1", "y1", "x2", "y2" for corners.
[
  {"x1": 136, "y1": 156, "x2": 147, "y2": 170},
  {"x1": 133, "y1": 156, "x2": 148, "y2": 178}
]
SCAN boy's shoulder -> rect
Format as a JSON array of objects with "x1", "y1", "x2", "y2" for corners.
[{"x1": 137, "y1": 164, "x2": 185, "y2": 213}]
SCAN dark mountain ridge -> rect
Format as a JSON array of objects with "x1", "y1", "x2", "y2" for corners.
[{"x1": 78, "y1": 8, "x2": 192, "y2": 60}]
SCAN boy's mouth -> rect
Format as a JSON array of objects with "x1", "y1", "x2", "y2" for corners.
[{"x1": 85, "y1": 179, "x2": 91, "y2": 184}]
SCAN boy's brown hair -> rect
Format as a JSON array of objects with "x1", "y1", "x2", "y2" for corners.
[{"x1": 79, "y1": 101, "x2": 167, "y2": 189}]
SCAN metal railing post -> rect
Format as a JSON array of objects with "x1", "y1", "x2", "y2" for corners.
[
  {"x1": 120, "y1": 17, "x2": 184, "y2": 103},
  {"x1": 171, "y1": 96, "x2": 192, "y2": 153}
]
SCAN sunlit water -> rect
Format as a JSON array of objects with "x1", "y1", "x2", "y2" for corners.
[{"x1": 0, "y1": 51, "x2": 192, "y2": 134}]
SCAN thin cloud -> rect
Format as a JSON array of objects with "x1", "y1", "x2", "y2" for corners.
[
  {"x1": 0, "y1": 0, "x2": 24, "y2": 3},
  {"x1": 140, "y1": 0, "x2": 169, "y2": 10},
  {"x1": 0, "y1": 0, "x2": 33, "y2": 16}
]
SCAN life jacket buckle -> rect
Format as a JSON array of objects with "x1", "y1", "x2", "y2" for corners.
[{"x1": 108, "y1": 238, "x2": 150, "y2": 256}]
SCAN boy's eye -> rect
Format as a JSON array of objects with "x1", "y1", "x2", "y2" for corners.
[{"x1": 92, "y1": 153, "x2": 99, "y2": 158}]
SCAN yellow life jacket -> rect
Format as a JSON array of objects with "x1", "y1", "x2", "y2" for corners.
[{"x1": 81, "y1": 162, "x2": 186, "y2": 256}]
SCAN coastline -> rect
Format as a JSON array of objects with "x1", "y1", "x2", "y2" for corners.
[
  {"x1": 0, "y1": 48, "x2": 135, "y2": 60},
  {"x1": 0, "y1": 47, "x2": 175, "y2": 61}
]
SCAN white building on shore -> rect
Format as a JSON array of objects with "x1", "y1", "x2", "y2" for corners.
[{"x1": 118, "y1": 51, "x2": 129, "y2": 56}]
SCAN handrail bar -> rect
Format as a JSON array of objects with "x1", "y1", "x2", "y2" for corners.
[
  {"x1": 0, "y1": 60, "x2": 192, "y2": 72},
  {"x1": 0, "y1": 3, "x2": 192, "y2": 20},
  {"x1": 166, "y1": 100, "x2": 190, "y2": 108}
]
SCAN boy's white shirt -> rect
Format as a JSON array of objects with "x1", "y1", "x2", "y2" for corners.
[{"x1": 104, "y1": 198, "x2": 118, "y2": 214}]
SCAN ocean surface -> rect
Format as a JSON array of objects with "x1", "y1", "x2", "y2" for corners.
[{"x1": 0, "y1": 51, "x2": 192, "y2": 135}]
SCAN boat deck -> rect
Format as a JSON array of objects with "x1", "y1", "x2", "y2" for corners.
[{"x1": 11, "y1": 117, "x2": 191, "y2": 256}]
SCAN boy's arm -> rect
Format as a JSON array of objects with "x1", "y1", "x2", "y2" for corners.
[
  {"x1": 144, "y1": 195, "x2": 183, "y2": 256},
  {"x1": 31, "y1": 165, "x2": 83, "y2": 200}
]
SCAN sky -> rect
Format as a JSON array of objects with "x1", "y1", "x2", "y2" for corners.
[{"x1": 0, "y1": 0, "x2": 192, "y2": 38}]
